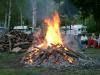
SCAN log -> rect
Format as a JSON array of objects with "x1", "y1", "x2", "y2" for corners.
[
  {"x1": 0, "y1": 30, "x2": 32, "y2": 52},
  {"x1": 11, "y1": 47, "x2": 22, "y2": 53}
]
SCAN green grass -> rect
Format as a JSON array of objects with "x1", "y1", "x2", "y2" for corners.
[
  {"x1": 0, "y1": 48, "x2": 100, "y2": 75},
  {"x1": 0, "y1": 68, "x2": 100, "y2": 75},
  {"x1": 85, "y1": 48, "x2": 100, "y2": 59}
]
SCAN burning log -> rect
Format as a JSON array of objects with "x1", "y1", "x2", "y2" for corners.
[
  {"x1": 22, "y1": 43, "x2": 93, "y2": 69},
  {"x1": 23, "y1": 45, "x2": 75, "y2": 65}
]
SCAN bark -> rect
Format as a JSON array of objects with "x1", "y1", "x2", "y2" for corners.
[
  {"x1": 8, "y1": 0, "x2": 12, "y2": 29},
  {"x1": 20, "y1": 9, "x2": 25, "y2": 31},
  {"x1": 4, "y1": 13, "x2": 8, "y2": 28},
  {"x1": 20, "y1": 10, "x2": 23, "y2": 27},
  {"x1": 32, "y1": 0, "x2": 37, "y2": 31}
]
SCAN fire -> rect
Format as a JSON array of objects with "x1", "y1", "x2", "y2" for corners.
[
  {"x1": 36, "y1": 11, "x2": 75, "y2": 63},
  {"x1": 38, "y1": 11, "x2": 63, "y2": 48},
  {"x1": 23, "y1": 11, "x2": 76, "y2": 66},
  {"x1": 44, "y1": 11, "x2": 63, "y2": 46}
]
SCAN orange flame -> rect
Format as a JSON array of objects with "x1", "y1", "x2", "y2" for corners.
[
  {"x1": 44, "y1": 11, "x2": 63, "y2": 46},
  {"x1": 24, "y1": 11, "x2": 75, "y2": 65},
  {"x1": 38, "y1": 11, "x2": 63, "y2": 48}
]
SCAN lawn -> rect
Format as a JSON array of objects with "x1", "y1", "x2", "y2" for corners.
[{"x1": 0, "y1": 48, "x2": 100, "y2": 75}]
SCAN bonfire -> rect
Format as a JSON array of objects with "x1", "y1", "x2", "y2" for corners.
[{"x1": 22, "y1": 11, "x2": 92, "y2": 68}]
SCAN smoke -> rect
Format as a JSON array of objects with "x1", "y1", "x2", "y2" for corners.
[
  {"x1": 26, "y1": 0, "x2": 56, "y2": 20},
  {"x1": 15, "y1": 0, "x2": 78, "y2": 25},
  {"x1": 22, "y1": 0, "x2": 33, "y2": 20},
  {"x1": 21, "y1": 0, "x2": 56, "y2": 27},
  {"x1": 36, "y1": 0, "x2": 56, "y2": 20}
]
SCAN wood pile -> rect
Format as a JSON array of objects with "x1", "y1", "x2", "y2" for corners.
[
  {"x1": 0, "y1": 30, "x2": 32, "y2": 52},
  {"x1": 22, "y1": 44, "x2": 90, "y2": 69}
]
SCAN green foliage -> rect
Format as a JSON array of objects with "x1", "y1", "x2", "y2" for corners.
[
  {"x1": 0, "y1": 0, "x2": 28, "y2": 29},
  {"x1": 71, "y1": 0, "x2": 100, "y2": 32},
  {"x1": 85, "y1": 15, "x2": 96, "y2": 33},
  {"x1": 0, "y1": 0, "x2": 8, "y2": 20},
  {"x1": 60, "y1": 15, "x2": 71, "y2": 26}
]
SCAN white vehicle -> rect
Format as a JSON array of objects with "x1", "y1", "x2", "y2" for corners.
[
  {"x1": 13, "y1": 26, "x2": 33, "y2": 34},
  {"x1": 66, "y1": 24, "x2": 87, "y2": 35}
]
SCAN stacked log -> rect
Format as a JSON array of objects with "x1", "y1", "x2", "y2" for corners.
[{"x1": 0, "y1": 30, "x2": 32, "y2": 52}]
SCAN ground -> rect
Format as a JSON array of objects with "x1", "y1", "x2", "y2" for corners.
[{"x1": 0, "y1": 48, "x2": 100, "y2": 75}]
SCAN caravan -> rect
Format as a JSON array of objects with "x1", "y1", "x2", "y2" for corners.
[
  {"x1": 13, "y1": 26, "x2": 33, "y2": 34},
  {"x1": 66, "y1": 24, "x2": 87, "y2": 35}
]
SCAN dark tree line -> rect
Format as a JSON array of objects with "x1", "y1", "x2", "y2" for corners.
[
  {"x1": 0, "y1": 0, "x2": 29, "y2": 29},
  {"x1": 0, "y1": 0, "x2": 100, "y2": 32},
  {"x1": 54, "y1": 0, "x2": 100, "y2": 32},
  {"x1": 70, "y1": 0, "x2": 100, "y2": 32}
]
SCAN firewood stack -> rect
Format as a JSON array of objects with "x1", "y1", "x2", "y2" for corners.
[
  {"x1": 0, "y1": 30, "x2": 32, "y2": 52},
  {"x1": 22, "y1": 44, "x2": 92, "y2": 69}
]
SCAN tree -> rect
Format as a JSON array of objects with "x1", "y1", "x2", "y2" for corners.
[
  {"x1": 0, "y1": 0, "x2": 9, "y2": 27},
  {"x1": 85, "y1": 15, "x2": 96, "y2": 32},
  {"x1": 0, "y1": 0, "x2": 28, "y2": 29},
  {"x1": 71, "y1": 0, "x2": 100, "y2": 32}
]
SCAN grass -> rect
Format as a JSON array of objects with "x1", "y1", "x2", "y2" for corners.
[
  {"x1": 0, "y1": 48, "x2": 100, "y2": 75},
  {"x1": 0, "y1": 68, "x2": 100, "y2": 75}
]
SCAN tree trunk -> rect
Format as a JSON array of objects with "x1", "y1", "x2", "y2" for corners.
[
  {"x1": 4, "y1": 13, "x2": 8, "y2": 28},
  {"x1": 8, "y1": 0, "x2": 12, "y2": 29},
  {"x1": 20, "y1": 9, "x2": 24, "y2": 29},
  {"x1": 32, "y1": 0, "x2": 37, "y2": 31},
  {"x1": 20, "y1": 11, "x2": 23, "y2": 26}
]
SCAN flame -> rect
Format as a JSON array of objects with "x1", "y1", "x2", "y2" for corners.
[
  {"x1": 38, "y1": 11, "x2": 63, "y2": 48},
  {"x1": 23, "y1": 11, "x2": 76, "y2": 65}
]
